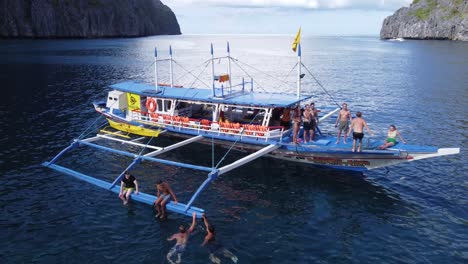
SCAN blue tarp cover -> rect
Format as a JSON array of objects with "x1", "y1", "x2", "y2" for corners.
[{"x1": 110, "y1": 81, "x2": 312, "y2": 108}]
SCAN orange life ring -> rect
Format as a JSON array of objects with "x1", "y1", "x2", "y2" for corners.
[{"x1": 146, "y1": 98, "x2": 157, "y2": 113}]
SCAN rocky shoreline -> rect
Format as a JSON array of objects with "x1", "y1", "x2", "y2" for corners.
[
  {"x1": 380, "y1": 0, "x2": 467, "y2": 41},
  {"x1": 0, "y1": 0, "x2": 180, "y2": 38}
]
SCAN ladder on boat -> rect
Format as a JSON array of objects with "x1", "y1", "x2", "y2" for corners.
[{"x1": 43, "y1": 131, "x2": 280, "y2": 218}]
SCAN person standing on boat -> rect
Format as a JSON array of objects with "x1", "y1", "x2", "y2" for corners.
[
  {"x1": 280, "y1": 108, "x2": 292, "y2": 129},
  {"x1": 167, "y1": 212, "x2": 197, "y2": 264},
  {"x1": 118, "y1": 171, "x2": 139, "y2": 205},
  {"x1": 302, "y1": 105, "x2": 313, "y2": 143},
  {"x1": 310, "y1": 102, "x2": 319, "y2": 140},
  {"x1": 201, "y1": 213, "x2": 238, "y2": 263},
  {"x1": 292, "y1": 104, "x2": 302, "y2": 144},
  {"x1": 347, "y1": 111, "x2": 374, "y2": 152},
  {"x1": 378, "y1": 125, "x2": 406, "y2": 149},
  {"x1": 335, "y1": 103, "x2": 352, "y2": 144},
  {"x1": 154, "y1": 180, "x2": 178, "y2": 219}
]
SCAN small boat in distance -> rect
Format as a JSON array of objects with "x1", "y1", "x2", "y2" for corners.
[{"x1": 43, "y1": 42, "x2": 459, "y2": 217}]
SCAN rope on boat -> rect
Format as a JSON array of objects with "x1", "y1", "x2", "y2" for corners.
[
  {"x1": 173, "y1": 59, "x2": 212, "y2": 88},
  {"x1": 301, "y1": 63, "x2": 341, "y2": 108},
  {"x1": 214, "y1": 93, "x2": 276, "y2": 169},
  {"x1": 272, "y1": 62, "x2": 299, "y2": 91},
  {"x1": 232, "y1": 58, "x2": 296, "y2": 90},
  {"x1": 77, "y1": 97, "x2": 121, "y2": 140},
  {"x1": 229, "y1": 59, "x2": 268, "y2": 92}
]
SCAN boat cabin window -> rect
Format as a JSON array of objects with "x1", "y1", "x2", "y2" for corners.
[
  {"x1": 176, "y1": 102, "x2": 188, "y2": 109},
  {"x1": 156, "y1": 99, "x2": 163, "y2": 112},
  {"x1": 166, "y1": 100, "x2": 172, "y2": 111}
]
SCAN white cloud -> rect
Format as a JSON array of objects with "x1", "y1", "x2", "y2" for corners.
[{"x1": 164, "y1": 0, "x2": 412, "y2": 10}]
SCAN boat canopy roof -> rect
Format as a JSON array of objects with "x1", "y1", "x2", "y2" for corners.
[{"x1": 110, "y1": 81, "x2": 312, "y2": 108}]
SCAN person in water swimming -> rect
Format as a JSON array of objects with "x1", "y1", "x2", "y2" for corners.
[
  {"x1": 201, "y1": 214, "x2": 238, "y2": 264},
  {"x1": 378, "y1": 125, "x2": 406, "y2": 149},
  {"x1": 167, "y1": 212, "x2": 197, "y2": 264},
  {"x1": 118, "y1": 171, "x2": 139, "y2": 205}
]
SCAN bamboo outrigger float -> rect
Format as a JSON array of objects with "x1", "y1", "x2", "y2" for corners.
[{"x1": 43, "y1": 42, "x2": 460, "y2": 217}]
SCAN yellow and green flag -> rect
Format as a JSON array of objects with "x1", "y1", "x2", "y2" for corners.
[
  {"x1": 292, "y1": 27, "x2": 301, "y2": 52},
  {"x1": 126, "y1": 93, "x2": 140, "y2": 111}
]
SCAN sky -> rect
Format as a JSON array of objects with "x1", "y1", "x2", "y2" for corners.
[{"x1": 163, "y1": 0, "x2": 413, "y2": 35}]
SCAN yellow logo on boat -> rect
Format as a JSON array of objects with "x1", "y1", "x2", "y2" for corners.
[{"x1": 127, "y1": 93, "x2": 140, "y2": 111}]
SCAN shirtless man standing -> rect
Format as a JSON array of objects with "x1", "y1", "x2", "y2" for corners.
[
  {"x1": 154, "y1": 180, "x2": 178, "y2": 219},
  {"x1": 310, "y1": 102, "x2": 319, "y2": 141},
  {"x1": 335, "y1": 103, "x2": 352, "y2": 144},
  {"x1": 347, "y1": 111, "x2": 374, "y2": 152},
  {"x1": 167, "y1": 212, "x2": 197, "y2": 264},
  {"x1": 302, "y1": 105, "x2": 312, "y2": 143}
]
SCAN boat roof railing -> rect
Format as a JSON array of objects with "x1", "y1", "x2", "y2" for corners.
[{"x1": 110, "y1": 81, "x2": 313, "y2": 108}]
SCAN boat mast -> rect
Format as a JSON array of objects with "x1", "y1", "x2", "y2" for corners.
[
  {"x1": 297, "y1": 43, "x2": 302, "y2": 99},
  {"x1": 211, "y1": 43, "x2": 216, "y2": 97},
  {"x1": 169, "y1": 45, "x2": 174, "y2": 89},
  {"x1": 154, "y1": 47, "x2": 159, "y2": 92},
  {"x1": 227, "y1": 42, "x2": 232, "y2": 93}
]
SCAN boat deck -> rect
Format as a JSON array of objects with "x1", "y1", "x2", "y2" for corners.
[{"x1": 281, "y1": 134, "x2": 438, "y2": 154}]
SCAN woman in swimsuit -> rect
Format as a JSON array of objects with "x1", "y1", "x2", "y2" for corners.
[{"x1": 378, "y1": 125, "x2": 406, "y2": 149}]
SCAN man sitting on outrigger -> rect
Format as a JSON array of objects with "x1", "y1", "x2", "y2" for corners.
[
  {"x1": 154, "y1": 180, "x2": 178, "y2": 219},
  {"x1": 167, "y1": 212, "x2": 197, "y2": 264},
  {"x1": 118, "y1": 171, "x2": 139, "y2": 205}
]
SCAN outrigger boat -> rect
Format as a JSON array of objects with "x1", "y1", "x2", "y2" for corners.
[{"x1": 43, "y1": 42, "x2": 460, "y2": 217}]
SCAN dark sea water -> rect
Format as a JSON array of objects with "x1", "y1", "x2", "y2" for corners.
[{"x1": 0, "y1": 35, "x2": 467, "y2": 263}]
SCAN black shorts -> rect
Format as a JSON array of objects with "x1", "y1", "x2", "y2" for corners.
[
  {"x1": 303, "y1": 121, "x2": 311, "y2": 131},
  {"x1": 353, "y1": 132, "x2": 364, "y2": 141},
  {"x1": 280, "y1": 120, "x2": 290, "y2": 129},
  {"x1": 310, "y1": 119, "x2": 317, "y2": 130}
]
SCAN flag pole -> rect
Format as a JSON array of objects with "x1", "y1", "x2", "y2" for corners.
[
  {"x1": 211, "y1": 43, "x2": 215, "y2": 97},
  {"x1": 154, "y1": 47, "x2": 158, "y2": 92},
  {"x1": 169, "y1": 45, "x2": 174, "y2": 88},
  {"x1": 227, "y1": 42, "x2": 232, "y2": 93},
  {"x1": 297, "y1": 44, "x2": 302, "y2": 99}
]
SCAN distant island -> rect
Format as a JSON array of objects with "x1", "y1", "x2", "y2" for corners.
[
  {"x1": 0, "y1": 0, "x2": 180, "y2": 38},
  {"x1": 381, "y1": 0, "x2": 467, "y2": 41}
]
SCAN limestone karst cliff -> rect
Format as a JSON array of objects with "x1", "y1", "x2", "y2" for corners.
[
  {"x1": 0, "y1": 0, "x2": 181, "y2": 38},
  {"x1": 381, "y1": 0, "x2": 467, "y2": 41}
]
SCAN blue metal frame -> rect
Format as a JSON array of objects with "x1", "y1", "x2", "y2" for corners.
[
  {"x1": 43, "y1": 163, "x2": 204, "y2": 218},
  {"x1": 43, "y1": 136, "x2": 221, "y2": 217}
]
